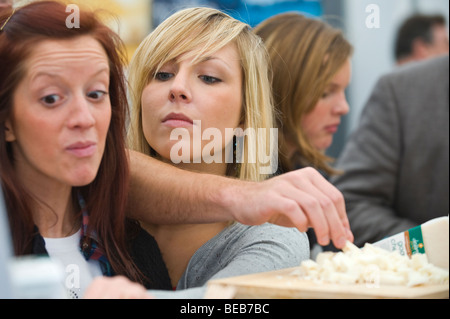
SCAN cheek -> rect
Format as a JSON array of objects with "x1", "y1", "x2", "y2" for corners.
[
  {"x1": 303, "y1": 101, "x2": 328, "y2": 133},
  {"x1": 99, "y1": 104, "x2": 111, "y2": 131},
  {"x1": 12, "y1": 106, "x2": 54, "y2": 151},
  {"x1": 96, "y1": 105, "x2": 111, "y2": 152},
  {"x1": 205, "y1": 93, "x2": 242, "y2": 147},
  {"x1": 10, "y1": 113, "x2": 61, "y2": 177},
  {"x1": 209, "y1": 88, "x2": 242, "y2": 127},
  {"x1": 141, "y1": 86, "x2": 163, "y2": 145},
  {"x1": 300, "y1": 112, "x2": 316, "y2": 139}
]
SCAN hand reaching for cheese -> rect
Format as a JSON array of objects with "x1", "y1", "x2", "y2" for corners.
[{"x1": 295, "y1": 241, "x2": 449, "y2": 287}]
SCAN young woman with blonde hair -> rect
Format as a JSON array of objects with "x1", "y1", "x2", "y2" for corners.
[{"x1": 127, "y1": 7, "x2": 309, "y2": 298}]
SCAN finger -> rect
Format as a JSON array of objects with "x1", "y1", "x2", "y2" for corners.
[
  {"x1": 120, "y1": 289, "x2": 152, "y2": 299},
  {"x1": 84, "y1": 276, "x2": 150, "y2": 299},
  {"x1": 293, "y1": 189, "x2": 333, "y2": 246},
  {"x1": 288, "y1": 182, "x2": 347, "y2": 247},
  {"x1": 84, "y1": 278, "x2": 108, "y2": 299},
  {"x1": 289, "y1": 168, "x2": 353, "y2": 246},
  {"x1": 124, "y1": 283, "x2": 152, "y2": 299},
  {"x1": 110, "y1": 277, "x2": 148, "y2": 299},
  {"x1": 308, "y1": 171, "x2": 348, "y2": 225},
  {"x1": 249, "y1": 179, "x2": 310, "y2": 229},
  {"x1": 309, "y1": 173, "x2": 354, "y2": 243},
  {"x1": 304, "y1": 187, "x2": 347, "y2": 248},
  {"x1": 267, "y1": 197, "x2": 309, "y2": 232},
  {"x1": 268, "y1": 172, "x2": 330, "y2": 243}
]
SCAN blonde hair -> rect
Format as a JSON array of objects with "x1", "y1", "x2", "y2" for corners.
[
  {"x1": 128, "y1": 7, "x2": 275, "y2": 182},
  {"x1": 254, "y1": 13, "x2": 353, "y2": 176}
]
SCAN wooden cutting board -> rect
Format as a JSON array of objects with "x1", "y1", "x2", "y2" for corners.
[{"x1": 206, "y1": 267, "x2": 449, "y2": 299}]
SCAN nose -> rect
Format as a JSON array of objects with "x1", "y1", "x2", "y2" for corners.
[
  {"x1": 66, "y1": 94, "x2": 96, "y2": 129},
  {"x1": 333, "y1": 92, "x2": 350, "y2": 116},
  {"x1": 169, "y1": 71, "x2": 192, "y2": 103}
]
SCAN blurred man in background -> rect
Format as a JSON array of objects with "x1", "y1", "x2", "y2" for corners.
[{"x1": 395, "y1": 14, "x2": 448, "y2": 65}]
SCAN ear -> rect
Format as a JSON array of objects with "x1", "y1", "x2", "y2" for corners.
[
  {"x1": 4, "y1": 119, "x2": 16, "y2": 142},
  {"x1": 412, "y1": 38, "x2": 430, "y2": 59}
]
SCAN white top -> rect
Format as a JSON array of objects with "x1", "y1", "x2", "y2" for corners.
[{"x1": 44, "y1": 229, "x2": 102, "y2": 299}]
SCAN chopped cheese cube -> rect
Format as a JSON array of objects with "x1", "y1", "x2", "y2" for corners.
[{"x1": 295, "y1": 241, "x2": 449, "y2": 287}]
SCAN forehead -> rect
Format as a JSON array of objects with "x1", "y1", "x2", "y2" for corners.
[
  {"x1": 24, "y1": 36, "x2": 109, "y2": 75},
  {"x1": 185, "y1": 42, "x2": 239, "y2": 64},
  {"x1": 329, "y1": 59, "x2": 352, "y2": 83}
]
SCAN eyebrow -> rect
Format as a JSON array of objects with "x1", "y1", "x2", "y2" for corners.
[
  {"x1": 31, "y1": 67, "x2": 110, "y2": 82},
  {"x1": 326, "y1": 80, "x2": 350, "y2": 89},
  {"x1": 325, "y1": 83, "x2": 339, "y2": 89},
  {"x1": 198, "y1": 56, "x2": 233, "y2": 72}
]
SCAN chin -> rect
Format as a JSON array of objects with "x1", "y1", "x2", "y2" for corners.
[
  {"x1": 315, "y1": 138, "x2": 333, "y2": 151},
  {"x1": 69, "y1": 170, "x2": 98, "y2": 187}
]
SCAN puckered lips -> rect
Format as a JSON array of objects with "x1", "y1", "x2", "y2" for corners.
[{"x1": 65, "y1": 141, "x2": 97, "y2": 158}]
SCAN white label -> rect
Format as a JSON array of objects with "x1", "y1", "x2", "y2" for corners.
[{"x1": 373, "y1": 232, "x2": 408, "y2": 257}]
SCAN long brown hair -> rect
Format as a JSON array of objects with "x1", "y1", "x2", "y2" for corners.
[
  {"x1": 0, "y1": 1, "x2": 142, "y2": 283},
  {"x1": 254, "y1": 13, "x2": 353, "y2": 175}
]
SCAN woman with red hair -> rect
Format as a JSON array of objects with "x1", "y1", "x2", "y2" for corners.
[{"x1": 0, "y1": 1, "x2": 171, "y2": 298}]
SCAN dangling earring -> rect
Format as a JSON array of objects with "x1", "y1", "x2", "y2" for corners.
[{"x1": 233, "y1": 135, "x2": 241, "y2": 177}]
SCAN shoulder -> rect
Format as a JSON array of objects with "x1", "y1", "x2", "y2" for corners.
[
  {"x1": 233, "y1": 222, "x2": 305, "y2": 241},
  {"x1": 368, "y1": 56, "x2": 449, "y2": 116},
  {"x1": 216, "y1": 223, "x2": 309, "y2": 261},
  {"x1": 178, "y1": 223, "x2": 309, "y2": 289},
  {"x1": 378, "y1": 56, "x2": 449, "y2": 90},
  {"x1": 397, "y1": 55, "x2": 448, "y2": 77}
]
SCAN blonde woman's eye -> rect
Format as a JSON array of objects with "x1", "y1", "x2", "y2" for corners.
[
  {"x1": 200, "y1": 75, "x2": 221, "y2": 84},
  {"x1": 155, "y1": 72, "x2": 173, "y2": 81}
]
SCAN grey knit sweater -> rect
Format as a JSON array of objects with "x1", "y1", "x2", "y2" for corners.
[{"x1": 148, "y1": 222, "x2": 309, "y2": 298}]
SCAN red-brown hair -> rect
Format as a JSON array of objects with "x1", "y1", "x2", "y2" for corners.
[{"x1": 0, "y1": 1, "x2": 142, "y2": 283}]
